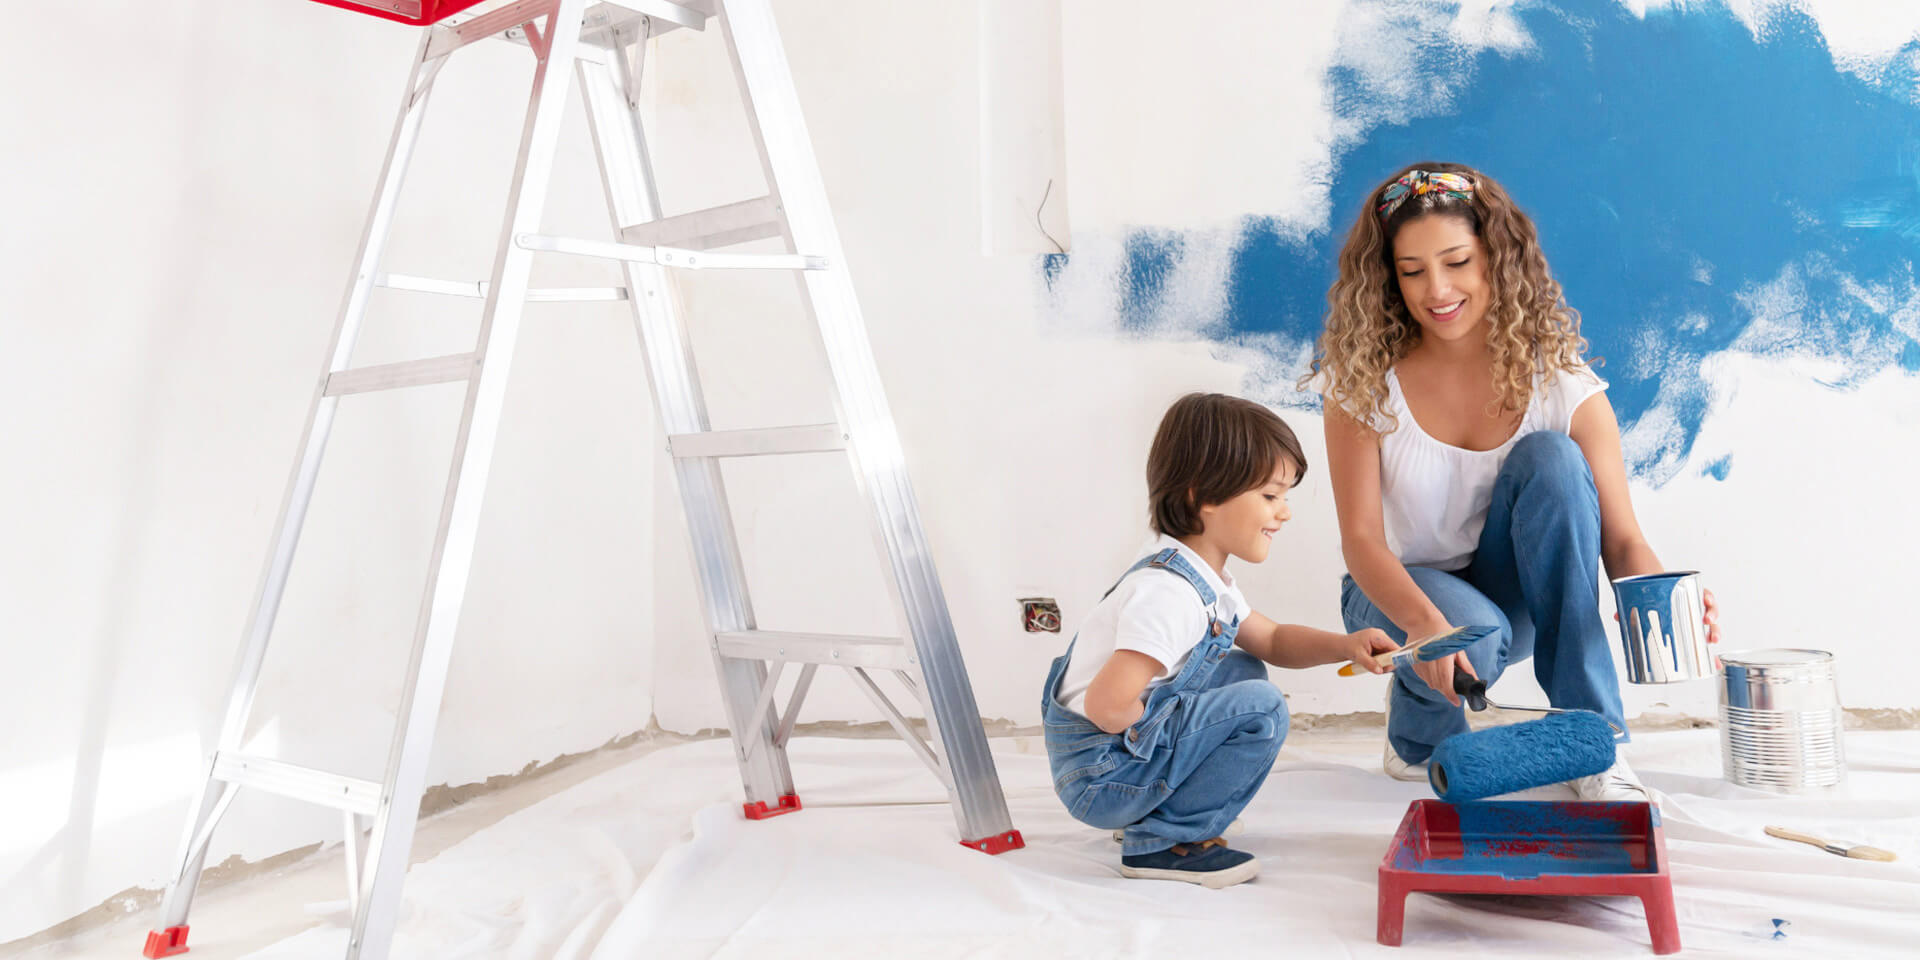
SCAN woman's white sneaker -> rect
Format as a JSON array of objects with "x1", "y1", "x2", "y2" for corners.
[
  {"x1": 1382, "y1": 687, "x2": 1431, "y2": 782},
  {"x1": 1570, "y1": 757, "x2": 1652, "y2": 802}
]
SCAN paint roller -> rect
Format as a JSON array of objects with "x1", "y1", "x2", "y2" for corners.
[
  {"x1": 1337, "y1": 625, "x2": 1624, "y2": 802},
  {"x1": 1428, "y1": 673, "x2": 1622, "y2": 802}
]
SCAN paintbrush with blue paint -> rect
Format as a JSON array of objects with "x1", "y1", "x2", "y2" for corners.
[{"x1": 1337, "y1": 624, "x2": 1498, "y2": 677}]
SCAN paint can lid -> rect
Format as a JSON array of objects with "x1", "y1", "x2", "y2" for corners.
[
  {"x1": 1720, "y1": 648, "x2": 1834, "y2": 667},
  {"x1": 1609, "y1": 570, "x2": 1701, "y2": 585}
]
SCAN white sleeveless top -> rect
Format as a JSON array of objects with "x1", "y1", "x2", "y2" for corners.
[{"x1": 1372, "y1": 364, "x2": 1607, "y2": 571}]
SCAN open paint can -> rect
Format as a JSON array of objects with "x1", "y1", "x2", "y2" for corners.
[
  {"x1": 1610, "y1": 571, "x2": 1712, "y2": 684},
  {"x1": 1719, "y1": 648, "x2": 1846, "y2": 790}
]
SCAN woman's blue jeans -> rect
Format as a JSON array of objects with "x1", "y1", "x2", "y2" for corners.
[{"x1": 1340, "y1": 431, "x2": 1629, "y2": 764}]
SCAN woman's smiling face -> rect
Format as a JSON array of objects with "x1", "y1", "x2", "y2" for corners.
[{"x1": 1391, "y1": 214, "x2": 1490, "y2": 345}]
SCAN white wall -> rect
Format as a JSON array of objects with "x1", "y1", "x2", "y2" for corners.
[
  {"x1": 8, "y1": 0, "x2": 1918, "y2": 944},
  {"x1": 643, "y1": 0, "x2": 1920, "y2": 736},
  {"x1": 2, "y1": 1, "x2": 661, "y2": 942}
]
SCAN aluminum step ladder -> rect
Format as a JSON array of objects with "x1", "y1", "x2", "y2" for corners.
[{"x1": 144, "y1": 2, "x2": 1022, "y2": 956}]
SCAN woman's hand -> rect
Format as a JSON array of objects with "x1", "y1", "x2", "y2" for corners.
[
  {"x1": 1340, "y1": 628, "x2": 1400, "y2": 674},
  {"x1": 1702, "y1": 588, "x2": 1721, "y2": 645},
  {"x1": 1613, "y1": 587, "x2": 1721, "y2": 644},
  {"x1": 1413, "y1": 650, "x2": 1478, "y2": 707}
]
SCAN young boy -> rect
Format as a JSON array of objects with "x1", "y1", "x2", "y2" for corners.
[{"x1": 1041, "y1": 393, "x2": 1398, "y2": 888}]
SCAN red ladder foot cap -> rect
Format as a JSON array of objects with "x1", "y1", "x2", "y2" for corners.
[
  {"x1": 960, "y1": 829, "x2": 1026, "y2": 855},
  {"x1": 143, "y1": 925, "x2": 190, "y2": 958},
  {"x1": 742, "y1": 794, "x2": 802, "y2": 820}
]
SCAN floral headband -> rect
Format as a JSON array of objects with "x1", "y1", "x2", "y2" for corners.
[{"x1": 1376, "y1": 170, "x2": 1476, "y2": 220}]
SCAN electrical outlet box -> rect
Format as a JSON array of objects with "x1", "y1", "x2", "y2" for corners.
[{"x1": 1020, "y1": 597, "x2": 1061, "y2": 633}]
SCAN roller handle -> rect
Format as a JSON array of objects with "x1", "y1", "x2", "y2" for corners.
[{"x1": 1453, "y1": 673, "x2": 1489, "y2": 711}]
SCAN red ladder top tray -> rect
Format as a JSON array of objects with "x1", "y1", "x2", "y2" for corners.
[{"x1": 308, "y1": 0, "x2": 493, "y2": 26}]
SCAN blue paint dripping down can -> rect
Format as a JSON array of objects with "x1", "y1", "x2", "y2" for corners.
[{"x1": 1611, "y1": 571, "x2": 1713, "y2": 684}]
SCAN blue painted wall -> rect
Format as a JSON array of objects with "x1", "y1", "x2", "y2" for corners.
[{"x1": 1047, "y1": 0, "x2": 1920, "y2": 482}]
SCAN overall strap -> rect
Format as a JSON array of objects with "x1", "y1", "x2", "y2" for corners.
[{"x1": 1100, "y1": 548, "x2": 1222, "y2": 626}]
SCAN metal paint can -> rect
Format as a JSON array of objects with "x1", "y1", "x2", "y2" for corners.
[
  {"x1": 1610, "y1": 571, "x2": 1712, "y2": 684},
  {"x1": 1719, "y1": 648, "x2": 1846, "y2": 790}
]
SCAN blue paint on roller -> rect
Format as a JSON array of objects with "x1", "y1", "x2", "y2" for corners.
[{"x1": 1428, "y1": 711, "x2": 1616, "y2": 802}]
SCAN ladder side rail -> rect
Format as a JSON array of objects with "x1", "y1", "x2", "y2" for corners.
[
  {"x1": 149, "y1": 29, "x2": 448, "y2": 946},
  {"x1": 350, "y1": 2, "x2": 589, "y2": 954},
  {"x1": 574, "y1": 19, "x2": 795, "y2": 806},
  {"x1": 711, "y1": 0, "x2": 1016, "y2": 844}
]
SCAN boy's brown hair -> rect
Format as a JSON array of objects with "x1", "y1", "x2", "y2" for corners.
[{"x1": 1147, "y1": 393, "x2": 1308, "y2": 538}]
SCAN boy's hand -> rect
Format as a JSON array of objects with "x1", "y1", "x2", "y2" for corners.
[{"x1": 1341, "y1": 628, "x2": 1400, "y2": 675}]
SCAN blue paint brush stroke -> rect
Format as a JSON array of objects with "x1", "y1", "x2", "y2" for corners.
[{"x1": 1047, "y1": 0, "x2": 1920, "y2": 482}]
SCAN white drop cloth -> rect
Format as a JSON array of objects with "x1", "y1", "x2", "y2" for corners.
[{"x1": 240, "y1": 729, "x2": 1920, "y2": 959}]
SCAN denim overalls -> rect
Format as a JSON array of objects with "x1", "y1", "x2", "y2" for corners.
[{"x1": 1041, "y1": 547, "x2": 1289, "y2": 856}]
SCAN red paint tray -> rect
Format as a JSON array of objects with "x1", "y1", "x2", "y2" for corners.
[{"x1": 1379, "y1": 799, "x2": 1680, "y2": 954}]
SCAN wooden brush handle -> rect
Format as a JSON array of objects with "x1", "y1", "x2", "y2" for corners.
[
  {"x1": 1337, "y1": 649, "x2": 1399, "y2": 677},
  {"x1": 1765, "y1": 825, "x2": 1827, "y2": 848}
]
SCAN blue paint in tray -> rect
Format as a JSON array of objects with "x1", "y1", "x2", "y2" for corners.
[{"x1": 1391, "y1": 801, "x2": 1661, "y2": 880}]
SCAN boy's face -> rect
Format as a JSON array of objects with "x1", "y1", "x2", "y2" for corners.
[{"x1": 1198, "y1": 458, "x2": 1296, "y2": 565}]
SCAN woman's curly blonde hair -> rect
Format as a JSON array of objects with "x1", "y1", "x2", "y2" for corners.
[{"x1": 1301, "y1": 161, "x2": 1591, "y2": 434}]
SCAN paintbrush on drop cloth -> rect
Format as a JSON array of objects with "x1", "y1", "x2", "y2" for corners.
[{"x1": 1765, "y1": 826, "x2": 1897, "y2": 862}]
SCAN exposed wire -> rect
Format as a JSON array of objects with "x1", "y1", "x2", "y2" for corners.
[{"x1": 1035, "y1": 178, "x2": 1066, "y2": 254}]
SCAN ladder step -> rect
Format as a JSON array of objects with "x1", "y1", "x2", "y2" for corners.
[
  {"x1": 716, "y1": 631, "x2": 913, "y2": 671},
  {"x1": 496, "y1": 2, "x2": 711, "y2": 64},
  {"x1": 377, "y1": 273, "x2": 629, "y2": 302},
  {"x1": 514, "y1": 233, "x2": 827, "y2": 271},
  {"x1": 324, "y1": 352, "x2": 477, "y2": 396},
  {"x1": 211, "y1": 752, "x2": 383, "y2": 816},
  {"x1": 619, "y1": 196, "x2": 783, "y2": 251},
  {"x1": 667, "y1": 424, "x2": 845, "y2": 459},
  {"x1": 428, "y1": 0, "x2": 556, "y2": 60},
  {"x1": 580, "y1": 1, "x2": 709, "y2": 42}
]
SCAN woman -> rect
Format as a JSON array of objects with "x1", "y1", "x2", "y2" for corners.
[{"x1": 1307, "y1": 162, "x2": 1720, "y2": 800}]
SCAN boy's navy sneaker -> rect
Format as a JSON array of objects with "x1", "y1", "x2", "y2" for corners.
[{"x1": 1118, "y1": 837, "x2": 1258, "y2": 888}]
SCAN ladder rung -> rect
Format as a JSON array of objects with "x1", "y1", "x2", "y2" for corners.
[
  {"x1": 428, "y1": 0, "x2": 554, "y2": 60},
  {"x1": 377, "y1": 273, "x2": 629, "y2": 302},
  {"x1": 716, "y1": 631, "x2": 913, "y2": 671},
  {"x1": 620, "y1": 196, "x2": 783, "y2": 251},
  {"x1": 212, "y1": 752, "x2": 383, "y2": 816},
  {"x1": 514, "y1": 233, "x2": 827, "y2": 271},
  {"x1": 667, "y1": 424, "x2": 845, "y2": 459},
  {"x1": 492, "y1": 2, "x2": 709, "y2": 64},
  {"x1": 581, "y1": 1, "x2": 708, "y2": 40},
  {"x1": 324, "y1": 353, "x2": 477, "y2": 396}
]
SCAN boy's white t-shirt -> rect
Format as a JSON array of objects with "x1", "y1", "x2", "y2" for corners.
[{"x1": 1054, "y1": 534, "x2": 1249, "y2": 719}]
